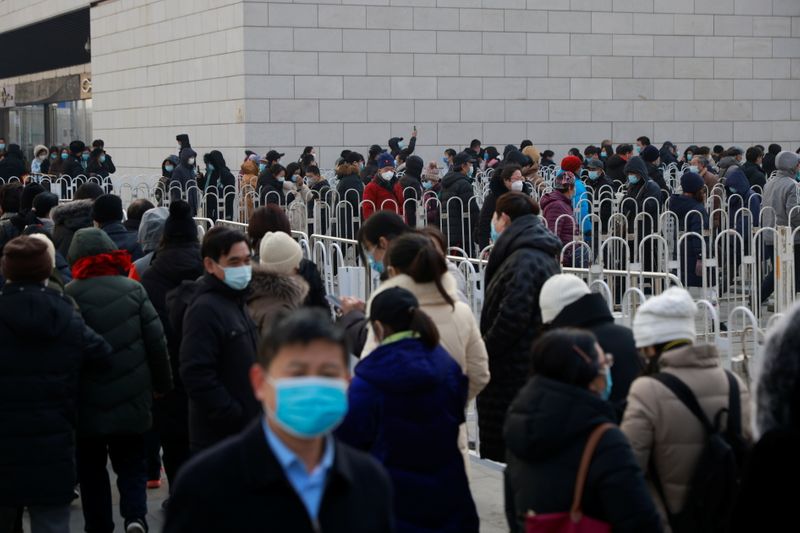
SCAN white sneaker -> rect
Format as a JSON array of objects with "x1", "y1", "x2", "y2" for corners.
[{"x1": 125, "y1": 519, "x2": 147, "y2": 533}]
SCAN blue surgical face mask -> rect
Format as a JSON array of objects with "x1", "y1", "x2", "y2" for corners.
[
  {"x1": 269, "y1": 376, "x2": 348, "y2": 438},
  {"x1": 729, "y1": 186, "x2": 738, "y2": 194},
  {"x1": 490, "y1": 220, "x2": 500, "y2": 242},
  {"x1": 588, "y1": 171, "x2": 600, "y2": 180},
  {"x1": 422, "y1": 180, "x2": 433, "y2": 190},
  {"x1": 628, "y1": 174, "x2": 640, "y2": 185},
  {"x1": 467, "y1": 166, "x2": 475, "y2": 178},
  {"x1": 686, "y1": 153, "x2": 693, "y2": 160},
  {"x1": 277, "y1": 176, "x2": 285, "y2": 183},
  {"x1": 442, "y1": 156, "x2": 449, "y2": 165},
  {"x1": 600, "y1": 151, "x2": 607, "y2": 158},
  {"x1": 61, "y1": 153, "x2": 68, "y2": 160},
  {"x1": 635, "y1": 146, "x2": 642, "y2": 154},
  {"x1": 398, "y1": 141, "x2": 406, "y2": 150},
  {"x1": 0, "y1": 143, "x2": 5, "y2": 150},
  {"x1": 220, "y1": 264, "x2": 252, "y2": 291},
  {"x1": 796, "y1": 170, "x2": 800, "y2": 182},
  {"x1": 689, "y1": 165, "x2": 699, "y2": 174},
  {"x1": 207, "y1": 163, "x2": 214, "y2": 172},
  {"x1": 600, "y1": 367, "x2": 613, "y2": 401},
  {"x1": 99, "y1": 155, "x2": 106, "y2": 163},
  {"x1": 50, "y1": 153, "x2": 57, "y2": 160},
  {"x1": 366, "y1": 252, "x2": 384, "y2": 274},
  {"x1": 483, "y1": 152, "x2": 489, "y2": 161},
  {"x1": 165, "y1": 164, "x2": 175, "y2": 172},
  {"x1": 81, "y1": 153, "x2": 90, "y2": 161},
  {"x1": 259, "y1": 163, "x2": 267, "y2": 173}
]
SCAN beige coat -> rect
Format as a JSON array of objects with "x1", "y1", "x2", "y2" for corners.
[
  {"x1": 362, "y1": 273, "x2": 491, "y2": 470},
  {"x1": 621, "y1": 344, "x2": 751, "y2": 529}
]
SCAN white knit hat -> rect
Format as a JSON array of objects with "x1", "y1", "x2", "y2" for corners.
[
  {"x1": 539, "y1": 274, "x2": 591, "y2": 323},
  {"x1": 633, "y1": 287, "x2": 697, "y2": 348},
  {"x1": 259, "y1": 232, "x2": 302, "y2": 275}
]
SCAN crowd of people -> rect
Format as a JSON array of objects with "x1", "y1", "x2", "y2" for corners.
[{"x1": 1, "y1": 131, "x2": 800, "y2": 533}]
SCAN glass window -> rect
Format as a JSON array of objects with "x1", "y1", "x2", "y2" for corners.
[
  {"x1": 49, "y1": 99, "x2": 92, "y2": 149},
  {"x1": 7, "y1": 104, "x2": 45, "y2": 160}
]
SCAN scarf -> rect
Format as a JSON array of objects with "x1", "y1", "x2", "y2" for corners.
[{"x1": 71, "y1": 250, "x2": 132, "y2": 280}]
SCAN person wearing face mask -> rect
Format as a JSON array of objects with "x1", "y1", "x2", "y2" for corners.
[
  {"x1": 479, "y1": 192, "x2": 561, "y2": 462},
  {"x1": 337, "y1": 287, "x2": 480, "y2": 533},
  {"x1": 388, "y1": 128, "x2": 417, "y2": 157},
  {"x1": 622, "y1": 156, "x2": 662, "y2": 272},
  {"x1": 38, "y1": 145, "x2": 59, "y2": 175},
  {"x1": 336, "y1": 151, "x2": 365, "y2": 240},
  {"x1": 668, "y1": 172, "x2": 709, "y2": 289},
  {"x1": 155, "y1": 155, "x2": 179, "y2": 206},
  {"x1": 179, "y1": 227, "x2": 260, "y2": 453},
  {"x1": 30, "y1": 144, "x2": 49, "y2": 174},
  {"x1": 441, "y1": 151, "x2": 480, "y2": 253},
  {"x1": 622, "y1": 288, "x2": 750, "y2": 532},
  {"x1": 504, "y1": 328, "x2": 661, "y2": 533},
  {"x1": 201, "y1": 150, "x2": 236, "y2": 221},
  {"x1": 399, "y1": 155, "x2": 424, "y2": 228},
  {"x1": 541, "y1": 172, "x2": 580, "y2": 266},
  {"x1": 304, "y1": 164, "x2": 331, "y2": 235},
  {"x1": 476, "y1": 164, "x2": 524, "y2": 251},
  {"x1": 65, "y1": 228, "x2": 172, "y2": 533},
  {"x1": 170, "y1": 139, "x2": 199, "y2": 214},
  {"x1": 258, "y1": 163, "x2": 287, "y2": 206},
  {"x1": 0, "y1": 137, "x2": 5, "y2": 155},
  {"x1": 86, "y1": 147, "x2": 109, "y2": 180},
  {"x1": 164, "y1": 309, "x2": 394, "y2": 533},
  {"x1": 689, "y1": 154, "x2": 721, "y2": 229},
  {"x1": 362, "y1": 152, "x2": 404, "y2": 221},
  {"x1": 583, "y1": 158, "x2": 615, "y2": 234}
]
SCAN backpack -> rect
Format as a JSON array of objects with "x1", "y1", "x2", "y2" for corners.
[{"x1": 649, "y1": 371, "x2": 749, "y2": 533}]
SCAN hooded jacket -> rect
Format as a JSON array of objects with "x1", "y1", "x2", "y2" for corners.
[
  {"x1": 761, "y1": 167, "x2": 800, "y2": 244},
  {"x1": 741, "y1": 161, "x2": 766, "y2": 190},
  {"x1": 257, "y1": 172, "x2": 286, "y2": 206},
  {"x1": 65, "y1": 229, "x2": 172, "y2": 435},
  {"x1": 336, "y1": 162, "x2": 364, "y2": 239},
  {"x1": 717, "y1": 156, "x2": 742, "y2": 179},
  {"x1": 504, "y1": 377, "x2": 662, "y2": 533},
  {"x1": 441, "y1": 170, "x2": 479, "y2": 249},
  {"x1": 724, "y1": 167, "x2": 761, "y2": 240},
  {"x1": 621, "y1": 344, "x2": 751, "y2": 527},
  {"x1": 550, "y1": 293, "x2": 643, "y2": 418},
  {"x1": 337, "y1": 336, "x2": 479, "y2": 533},
  {"x1": 203, "y1": 150, "x2": 236, "y2": 220},
  {"x1": 388, "y1": 136, "x2": 416, "y2": 157},
  {"x1": 540, "y1": 189, "x2": 575, "y2": 256},
  {"x1": 668, "y1": 193, "x2": 708, "y2": 288},
  {"x1": 659, "y1": 142, "x2": 678, "y2": 166},
  {"x1": 623, "y1": 156, "x2": 662, "y2": 242},
  {"x1": 363, "y1": 174, "x2": 404, "y2": 220},
  {"x1": 51, "y1": 199, "x2": 94, "y2": 258},
  {"x1": 399, "y1": 156, "x2": 424, "y2": 227},
  {"x1": 475, "y1": 174, "x2": 510, "y2": 251},
  {"x1": 246, "y1": 267, "x2": 309, "y2": 337},
  {"x1": 0, "y1": 282, "x2": 112, "y2": 506},
  {"x1": 478, "y1": 214, "x2": 561, "y2": 462},
  {"x1": 170, "y1": 148, "x2": 198, "y2": 210}
]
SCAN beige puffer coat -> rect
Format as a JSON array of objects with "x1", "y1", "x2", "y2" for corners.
[
  {"x1": 362, "y1": 272, "x2": 491, "y2": 469},
  {"x1": 621, "y1": 344, "x2": 751, "y2": 530}
]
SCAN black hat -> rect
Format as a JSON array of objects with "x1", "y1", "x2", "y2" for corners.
[
  {"x1": 266, "y1": 150, "x2": 285, "y2": 162},
  {"x1": 74, "y1": 182, "x2": 104, "y2": 200},
  {"x1": 641, "y1": 145, "x2": 660, "y2": 163},
  {"x1": 453, "y1": 151, "x2": 474, "y2": 168},
  {"x1": 245, "y1": 149, "x2": 255, "y2": 157},
  {"x1": 163, "y1": 200, "x2": 196, "y2": 242},
  {"x1": 369, "y1": 144, "x2": 383, "y2": 157},
  {"x1": 370, "y1": 287, "x2": 419, "y2": 324},
  {"x1": 20, "y1": 183, "x2": 46, "y2": 211},
  {"x1": 69, "y1": 140, "x2": 86, "y2": 155},
  {"x1": 92, "y1": 194, "x2": 123, "y2": 224},
  {"x1": 33, "y1": 192, "x2": 59, "y2": 217},
  {"x1": 680, "y1": 172, "x2": 704, "y2": 194},
  {"x1": 404, "y1": 155, "x2": 424, "y2": 178}
]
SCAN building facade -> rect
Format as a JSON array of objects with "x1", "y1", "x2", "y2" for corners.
[{"x1": 2, "y1": 0, "x2": 799, "y2": 177}]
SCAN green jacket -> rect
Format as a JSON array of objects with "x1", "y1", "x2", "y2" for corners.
[{"x1": 66, "y1": 228, "x2": 172, "y2": 435}]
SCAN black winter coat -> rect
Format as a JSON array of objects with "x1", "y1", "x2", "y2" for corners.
[
  {"x1": 203, "y1": 150, "x2": 236, "y2": 220},
  {"x1": 0, "y1": 150, "x2": 25, "y2": 179},
  {"x1": 399, "y1": 174, "x2": 423, "y2": 228},
  {"x1": 141, "y1": 243, "x2": 204, "y2": 429},
  {"x1": 336, "y1": 166, "x2": 364, "y2": 239},
  {"x1": 504, "y1": 377, "x2": 662, "y2": 533},
  {"x1": 62, "y1": 154, "x2": 85, "y2": 179},
  {"x1": 298, "y1": 258, "x2": 329, "y2": 311},
  {"x1": 668, "y1": 194, "x2": 708, "y2": 287},
  {"x1": 179, "y1": 274, "x2": 260, "y2": 452},
  {"x1": 257, "y1": 174, "x2": 285, "y2": 206},
  {"x1": 308, "y1": 178, "x2": 332, "y2": 235},
  {"x1": 623, "y1": 157, "x2": 662, "y2": 270},
  {"x1": 441, "y1": 171, "x2": 479, "y2": 251},
  {"x1": 550, "y1": 293, "x2": 644, "y2": 418},
  {"x1": 585, "y1": 174, "x2": 617, "y2": 234},
  {"x1": 170, "y1": 148, "x2": 199, "y2": 213},
  {"x1": 100, "y1": 221, "x2": 144, "y2": 261},
  {"x1": 475, "y1": 176, "x2": 510, "y2": 251},
  {"x1": 646, "y1": 162, "x2": 670, "y2": 202},
  {"x1": 742, "y1": 161, "x2": 766, "y2": 190},
  {"x1": 164, "y1": 420, "x2": 395, "y2": 533},
  {"x1": 478, "y1": 214, "x2": 561, "y2": 461},
  {"x1": 0, "y1": 283, "x2": 111, "y2": 506},
  {"x1": 51, "y1": 200, "x2": 94, "y2": 258}
]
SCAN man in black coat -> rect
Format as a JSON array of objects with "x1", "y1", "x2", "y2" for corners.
[
  {"x1": 335, "y1": 153, "x2": 365, "y2": 239},
  {"x1": 92, "y1": 194, "x2": 144, "y2": 260},
  {"x1": 0, "y1": 236, "x2": 111, "y2": 532},
  {"x1": 399, "y1": 155, "x2": 424, "y2": 228},
  {"x1": 0, "y1": 143, "x2": 26, "y2": 180},
  {"x1": 179, "y1": 227, "x2": 260, "y2": 453},
  {"x1": 170, "y1": 142, "x2": 198, "y2": 214},
  {"x1": 202, "y1": 150, "x2": 236, "y2": 220},
  {"x1": 742, "y1": 146, "x2": 767, "y2": 190},
  {"x1": 441, "y1": 151, "x2": 480, "y2": 253},
  {"x1": 165, "y1": 309, "x2": 394, "y2": 533},
  {"x1": 539, "y1": 274, "x2": 643, "y2": 419},
  {"x1": 63, "y1": 140, "x2": 87, "y2": 179}
]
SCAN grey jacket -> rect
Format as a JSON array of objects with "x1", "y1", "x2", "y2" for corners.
[{"x1": 761, "y1": 170, "x2": 800, "y2": 244}]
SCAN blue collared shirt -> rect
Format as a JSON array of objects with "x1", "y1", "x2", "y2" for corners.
[{"x1": 262, "y1": 418, "x2": 335, "y2": 521}]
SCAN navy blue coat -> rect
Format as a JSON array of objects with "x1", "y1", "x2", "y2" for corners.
[
  {"x1": 100, "y1": 221, "x2": 144, "y2": 261},
  {"x1": 336, "y1": 337, "x2": 479, "y2": 533},
  {"x1": 669, "y1": 194, "x2": 708, "y2": 287}
]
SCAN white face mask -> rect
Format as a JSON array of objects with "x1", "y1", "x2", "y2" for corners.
[
  {"x1": 38, "y1": 154, "x2": 47, "y2": 161},
  {"x1": 510, "y1": 180, "x2": 524, "y2": 192},
  {"x1": 381, "y1": 171, "x2": 394, "y2": 181},
  {"x1": 187, "y1": 157, "x2": 195, "y2": 166}
]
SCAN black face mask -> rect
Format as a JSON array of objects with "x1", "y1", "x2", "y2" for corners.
[{"x1": 641, "y1": 353, "x2": 661, "y2": 376}]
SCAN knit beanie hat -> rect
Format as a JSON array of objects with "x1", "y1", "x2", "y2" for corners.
[
  {"x1": 74, "y1": 182, "x2": 104, "y2": 200},
  {"x1": 775, "y1": 151, "x2": 799, "y2": 172},
  {"x1": 680, "y1": 172, "x2": 704, "y2": 194},
  {"x1": 21, "y1": 183, "x2": 46, "y2": 211},
  {"x1": 32, "y1": 192, "x2": 59, "y2": 217},
  {"x1": 633, "y1": 287, "x2": 697, "y2": 348},
  {"x1": 1, "y1": 235, "x2": 52, "y2": 282},
  {"x1": 539, "y1": 274, "x2": 591, "y2": 323},
  {"x1": 560, "y1": 155, "x2": 582, "y2": 174},
  {"x1": 163, "y1": 200, "x2": 197, "y2": 242},
  {"x1": 404, "y1": 155, "x2": 424, "y2": 179},
  {"x1": 91, "y1": 194, "x2": 123, "y2": 224},
  {"x1": 259, "y1": 232, "x2": 303, "y2": 275},
  {"x1": 641, "y1": 145, "x2": 660, "y2": 163},
  {"x1": 376, "y1": 152, "x2": 395, "y2": 169},
  {"x1": 27, "y1": 233, "x2": 56, "y2": 269}
]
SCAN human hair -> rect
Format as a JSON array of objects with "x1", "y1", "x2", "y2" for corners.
[
  {"x1": 746, "y1": 146, "x2": 763, "y2": 163},
  {"x1": 257, "y1": 308, "x2": 348, "y2": 368},
  {"x1": 495, "y1": 192, "x2": 540, "y2": 219},
  {"x1": 697, "y1": 146, "x2": 711, "y2": 156},
  {"x1": 92, "y1": 139, "x2": 104, "y2": 148},
  {"x1": 530, "y1": 328, "x2": 601, "y2": 387},
  {"x1": 301, "y1": 146, "x2": 314, "y2": 156},
  {"x1": 127, "y1": 199, "x2": 155, "y2": 223},
  {"x1": 542, "y1": 150, "x2": 554, "y2": 159},
  {"x1": 248, "y1": 205, "x2": 291, "y2": 247},
  {"x1": 726, "y1": 146, "x2": 744, "y2": 157},
  {"x1": 285, "y1": 162, "x2": 303, "y2": 178},
  {"x1": 584, "y1": 145, "x2": 599, "y2": 156},
  {"x1": 386, "y1": 233, "x2": 455, "y2": 308},
  {"x1": 500, "y1": 164, "x2": 522, "y2": 181},
  {"x1": 470, "y1": 139, "x2": 481, "y2": 149},
  {"x1": 444, "y1": 148, "x2": 457, "y2": 158},
  {"x1": 201, "y1": 226, "x2": 250, "y2": 261},
  {"x1": 270, "y1": 164, "x2": 285, "y2": 178},
  {"x1": 74, "y1": 182, "x2": 104, "y2": 200},
  {"x1": 637, "y1": 136, "x2": 651, "y2": 146},
  {"x1": 520, "y1": 139, "x2": 533, "y2": 151},
  {"x1": 568, "y1": 148, "x2": 582, "y2": 159},
  {"x1": 769, "y1": 143, "x2": 782, "y2": 155},
  {"x1": 713, "y1": 145, "x2": 725, "y2": 154},
  {"x1": 300, "y1": 154, "x2": 315, "y2": 169},
  {"x1": 417, "y1": 226, "x2": 448, "y2": 256},
  {"x1": 371, "y1": 300, "x2": 440, "y2": 349},
  {"x1": 694, "y1": 155, "x2": 710, "y2": 169},
  {"x1": 0, "y1": 183, "x2": 23, "y2": 213},
  {"x1": 356, "y1": 211, "x2": 410, "y2": 248},
  {"x1": 306, "y1": 165, "x2": 320, "y2": 176},
  {"x1": 616, "y1": 144, "x2": 633, "y2": 155}
]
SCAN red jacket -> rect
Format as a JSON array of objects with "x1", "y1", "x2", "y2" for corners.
[{"x1": 362, "y1": 178, "x2": 404, "y2": 220}]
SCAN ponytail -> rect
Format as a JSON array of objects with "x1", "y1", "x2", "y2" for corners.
[
  {"x1": 408, "y1": 307, "x2": 440, "y2": 349},
  {"x1": 387, "y1": 233, "x2": 455, "y2": 308}
]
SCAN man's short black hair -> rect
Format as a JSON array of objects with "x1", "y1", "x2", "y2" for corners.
[
  {"x1": 713, "y1": 145, "x2": 725, "y2": 153},
  {"x1": 469, "y1": 139, "x2": 481, "y2": 149},
  {"x1": 306, "y1": 165, "x2": 320, "y2": 176},
  {"x1": 92, "y1": 139, "x2": 105, "y2": 148},
  {"x1": 616, "y1": 144, "x2": 634, "y2": 155},
  {"x1": 127, "y1": 198, "x2": 155, "y2": 223},
  {"x1": 636, "y1": 136, "x2": 651, "y2": 146},
  {"x1": 201, "y1": 226, "x2": 250, "y2": 261},
  {"x1": 0, "y1": 182, "x2": 23, "y2": 213},
  {"x1": 746, "y1": 146, "x2": 763, "y2": 163},
  {"x1": 257, "y1": 308, "x2": 348, "y2": 368},
  {"x1": 444, "y1": 148, "x2": 457, "y2": 157}
]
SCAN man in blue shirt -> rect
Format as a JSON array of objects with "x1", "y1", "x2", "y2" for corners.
[{"x1": 164, "y1": 309, "x2": 394, "y2": 533}]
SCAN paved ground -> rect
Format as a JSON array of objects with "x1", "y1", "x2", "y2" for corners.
[{"x1": 30, "y1": 455, "x2": 506, "y2": 532}]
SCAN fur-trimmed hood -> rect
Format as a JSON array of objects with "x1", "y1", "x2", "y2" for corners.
[
  {"x1": 248, "y1": 267, "x2": 309, "y2": 306},
  {"x1": 51, "y1": 200, "x2": 94, "y2": 230},
  {"x1": 336, "y1": 162, "x2": 361, "y2": 177}
]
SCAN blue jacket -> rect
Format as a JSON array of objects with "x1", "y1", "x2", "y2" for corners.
[
  {"x1": 336, "y1": 336, "x2": 479, "y2": 533},
  {"x1": 726, "y1": 168, "x2": 761, "y2": 248},
  {"x1": 573, "y1": 178, "x2": 591, "y2": 234}
]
